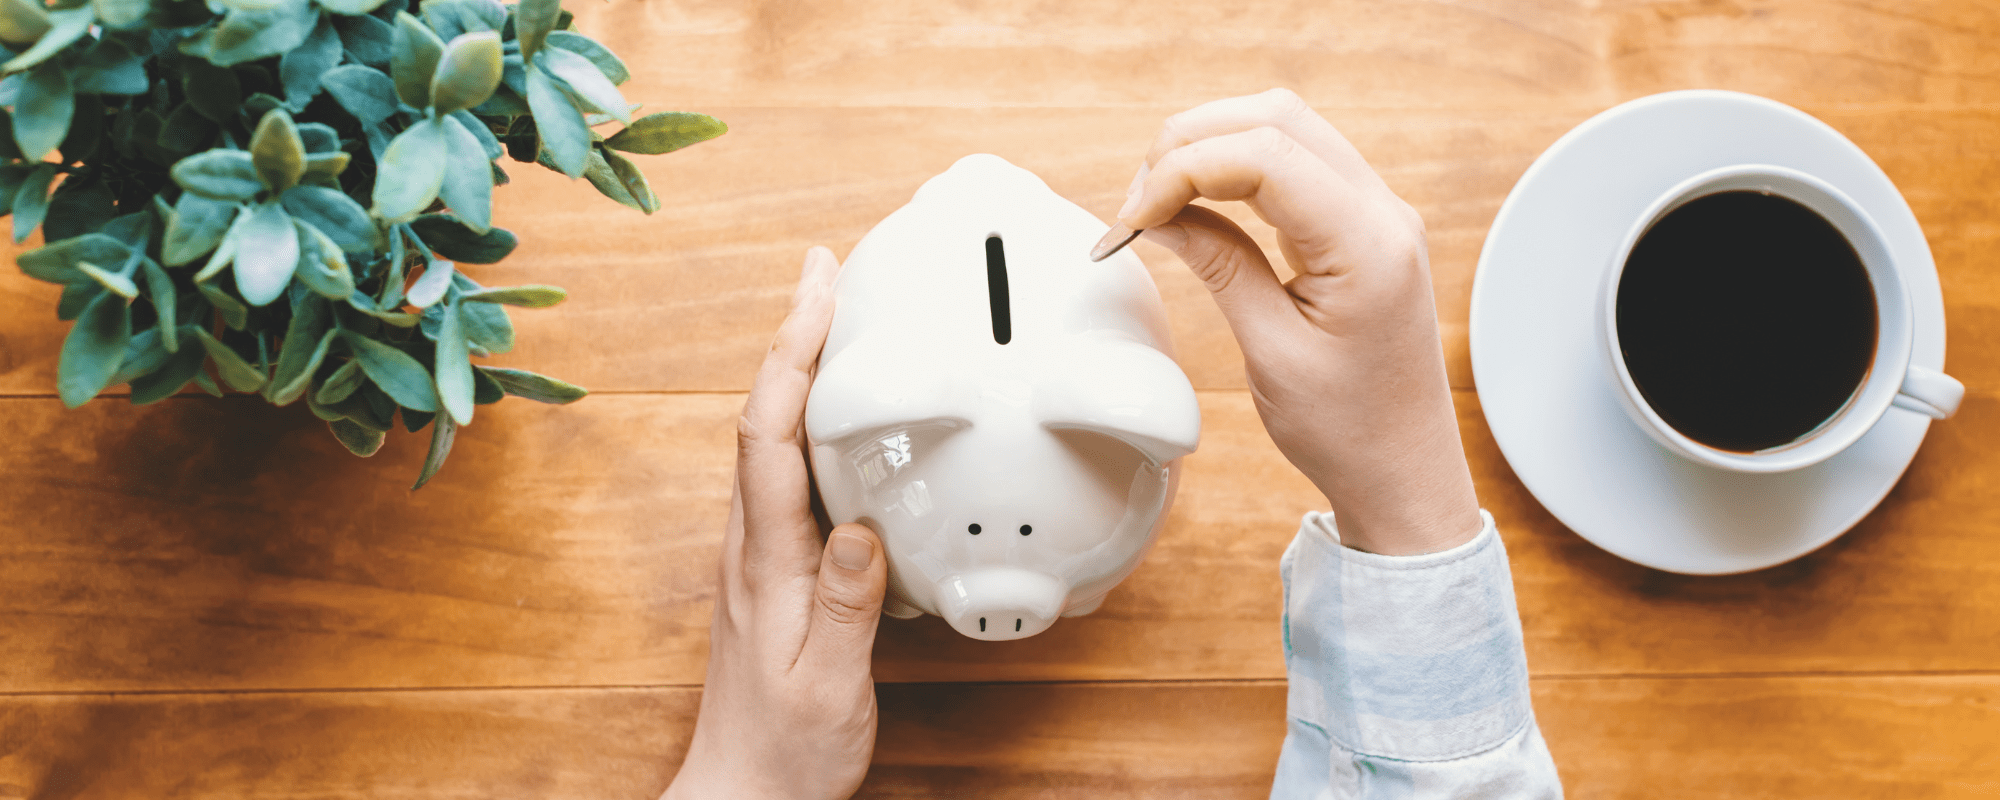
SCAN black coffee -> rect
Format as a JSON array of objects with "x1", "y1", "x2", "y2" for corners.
[{"x1": 1615, "y1": 190, "x2": 1877, "y2": 452}]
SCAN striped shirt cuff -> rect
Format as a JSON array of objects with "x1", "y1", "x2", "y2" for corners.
[{"x1": 1278, "y1": 509, "x2": 1534, "y2": 762}]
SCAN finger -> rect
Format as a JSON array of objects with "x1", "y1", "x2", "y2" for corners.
[
  {"x1": 738, "y1": 246, "x2": 841, "y2": 581},
  {"x1": 1138, "y1": 205, "x2": 1296, "y2": 343},
  {"x1": 1140, "y1": 88, "x2": 1404, "y2": 211},
  {"x1": 797, "y1": 523, "x2": 888, "y2": 675},
  {"x1": 1124, "y1": 127, "x2": 1392, "y2": 277}
]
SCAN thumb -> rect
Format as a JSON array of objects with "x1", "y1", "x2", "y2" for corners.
[
  {"x1": 801, "y1": 522, "x2": 888, "y2": 671},
  {"x1": 1142, "y1": 205, "x2": 1296, "y2": 336}
]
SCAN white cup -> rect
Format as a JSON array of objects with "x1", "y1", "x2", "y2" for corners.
[{"x1": 1600, "y1": 164, "x2": 1964, "y2": 473}]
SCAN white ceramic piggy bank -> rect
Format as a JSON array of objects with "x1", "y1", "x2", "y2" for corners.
[{"x1": 805, "y1": 154, "x2": 1200, "y2": 641}]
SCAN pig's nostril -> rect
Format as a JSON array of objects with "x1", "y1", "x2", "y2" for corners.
[
  {"x1": 968, "y1": 523, "x2": 981, "y2": 535},
  {"x1": 1019, "y1": 525, "x2": 1032, "y2": 536},
  {"x1": 1015, "y1": 618, "x2": 1022, "y2": 632},
  {"x1": 979, "y1": 617, "x2": 986, "y2": 632}
]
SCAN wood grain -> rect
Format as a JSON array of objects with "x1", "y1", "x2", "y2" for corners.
[
  {"x1": 568, "y1": 0, "x2": 2000, "y2": 110},
  {"x1": 1, "y1": 389, "x2": 1993, "y2": 692},
  {"x1": 0, "y1": 676, "x2": 1994, "y2": 799},
  {"x1": 3, "y1": 108, "x2": 1994, "y2": 398}
]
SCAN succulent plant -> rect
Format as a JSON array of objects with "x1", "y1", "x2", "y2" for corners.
[{"x1": 6, "y1": 0, "x2": 725, "y2": 487}]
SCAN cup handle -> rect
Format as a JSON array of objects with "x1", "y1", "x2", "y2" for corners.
[{"x1": 1892, "y1": 364, "x2": 1965, "y2": 420}]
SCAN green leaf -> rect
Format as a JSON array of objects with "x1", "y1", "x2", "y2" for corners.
[
  {"x1": 249, "y1": 109, "x2": 307, "y2": 193},
  {"x1": 182, "y1": 60, "x2": 245, "y2": 124},
  {"x1": 343, "y1": 329, "x2": 439, "y2": 411},
  {"x1": 405, "y1": 258, "x2": 451, "y2": 307},
  {"x1": 179, "y1": 0, "x2": 319, "y2": 67},
  {"x1": 410, "y1": 410, "x2": 456, "y2": 489},
  {"x1": 194, "y1": 208, "x2": 251, "y2": 283},
  {"x1": 345, "y1": 290, "x2": 421, "y2": 327},
  {"x1": 78, "y1": 261, "x2": 138, "y2": 299},
  {"x1": 0, "y1": 0, "x2": 51, "y2": 46},
  {"x1": 514, "y1": 0, "x2": 559, "y2": 61},
  {"x1": 93, "y1": 0, "x2": 149, "y2": 28},
  {"x1": 604, "y1": 111, "x2": 727, "y2": 156},
  {"x1": 14, "y1": 60, "x2": 73, "y2": 162},
  {"x1": 2, "y1": 7, "x2": 92, "y2": 73},
  {"x1": 157, "y1": 102, "x2": 219, "y2": 155},
  {"x1": 18, "y1": 232, "x2": 130, "y2": 283},
  {"x1": 333, "y1": 12, "x2": 394, "y2": 68},
  {"x1": 233, "y1": 202, "x2": 299, "y2": 306},
  {"x1": 268, "y1": 295, "x2": 334, "y2": 404},
  {"x1": 56, "y1": 282, "x2": 101, "y2": 319},
  {"x1": 461, "y1": 284, "x2": 565, "y2": 308},
  {"x1": 408, "y1": 214, "x2": 515, "y2": 262},
  {"x1": 370, "y1": 117, "x2": 447, "y2": 223},
  {"x1": 430, "y1": 31, "x2": 501, "y2": 115},
  {"x1": 437, "y1": 113, "x2": 493, "y2": 232},
  {"x1": 44, "y1": 174, "x2": 117, "y2": 240},
  {"x1": 72, "y1": 38, "x2": 147, "y2": 95},
  {"x1": 449, "y1": 272, "x2": 513, "y2": 353},
  {"x1": 471, "y1": 360, "x2": 503, "y2": 403},
  {"x1": 194, "y1": 327, "x2": 268, "y2": 391},
  {"x1": 139, "y1": 257, "x2": 179, "y2": 350},
  {"x1": 525, "y1": 64, "x2": 588, "y2": 178},
  {"x1": 197, "y1": 282, "x2": 249, "y2": 329},
  {"x1": 58, "y1": 291, "x2": 131, "y2": 407},
  {"x1": 297, "y1": 122, "x2": 342, "y2": 154},
  {"x1": 534, "y1": 47, "x2": 628, "y2": 124},
  {"x1": 54, "y1": 91, "x2": 98, "y2": 164},
  {"x1": 130, "y1": 330, "x2": 206, "y2": 404},
  {"x1": 320, "y1": 64, "x2": 398, "y2": 125},
  {"x1": 292, "y1": 219, "x2": 355, "y2": 299},
  {"x1": 315, "y1": 358, "x2": 363, "y2": 403},
  {"x1": 279, "y1": 15, "x2": 342, "y2": 111},
  {"x1": 435, "y1": 300, "x2": 474, "y2": 425},
  {"x1": 108, "y1": 326, "x2": 171, "y2": 387},
  {"x1": 164, "y1": 193, "x2": 239, "y2": 266},
  {"x1": 402, "y1": 407, "x2": 434, "y2": 432},
  {"x1": 389, "y1": 10, "x2": 445, "y2": 109},
  {"x1": 478, "y1": 366, "x2": 586, "y2": 404},
  {"x1": 316, "y1": 0, "x2": 390, "y2": 17},
  {"x1": 545, "y1": 30, "x2": 627, "y2": 85},
  {"x1": 328, "y1": 418, "x2": 386, "y2": 456},
  {"x1": 10, "y1": 163, "x2": 55, "y2": 243},
  {"x1": 450, "y1": 109, "x2": 503, "y2": 161},
  {"x1": 172, "y1": 150, "x2": 263, "y2": 202},
  {"x1": 600, "y1": 147, "x2": 657, "y2": 213},
  {"x1": 282, "y1": 185, "x2": 379, "y2": 252},
  {"x1": 303, "y1": 152, "x2": 352, "y2": 182}
]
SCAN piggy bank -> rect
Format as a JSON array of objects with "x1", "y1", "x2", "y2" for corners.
[{"x1": 805, "y1": 154, "x2": 1200, "y2": 641}]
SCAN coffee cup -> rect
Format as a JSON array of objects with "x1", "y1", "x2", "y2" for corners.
[{"x1": 1599, "y1": 164, "x2": 1963, "y2": 474}]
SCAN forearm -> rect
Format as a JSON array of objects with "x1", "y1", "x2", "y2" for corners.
[{"x1": 1270, "y1": 511, "x2": 1563, "y2": 799}]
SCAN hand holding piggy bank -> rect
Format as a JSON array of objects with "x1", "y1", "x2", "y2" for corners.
[{"x1": 805, "y1": 154, "x2": 1200, "y2": 641}]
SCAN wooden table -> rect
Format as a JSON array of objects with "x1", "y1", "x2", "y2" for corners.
[{"x1": 2, "y1": 1, "x2": 1996, "y2": 796}]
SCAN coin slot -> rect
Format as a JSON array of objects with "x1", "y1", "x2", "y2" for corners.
[{"x1": 986, "y1": 235, "x2": 1011, "y2": 345}]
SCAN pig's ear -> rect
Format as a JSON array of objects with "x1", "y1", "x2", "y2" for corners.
[
  {"x1": 806, "y1": 338, "x2": 974, "y2": 447},
  {"x1": 1035, "y1": 337, "x2": 1200, "y2": 465}
]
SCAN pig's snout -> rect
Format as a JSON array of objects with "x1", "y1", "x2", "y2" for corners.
[{"x1": 936, "y1": 568, "x2": 1067, "y2": 641}]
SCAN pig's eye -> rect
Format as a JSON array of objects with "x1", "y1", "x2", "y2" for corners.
[
  {"x1": 968, "y1": 523, "x2": 982, "y2": 535},
  {"x1": 1019, "y1": 525, "x2": 1032, "y2": 536}
]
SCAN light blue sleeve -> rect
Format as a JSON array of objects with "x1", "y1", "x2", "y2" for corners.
[{"x1": 1270, "y1": 510, "x2": 1563, "y2": 800}]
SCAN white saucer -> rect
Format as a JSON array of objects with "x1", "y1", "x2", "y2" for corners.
[{"x1": 1469, "y1": 90, "x2": 1946, "y2": 575}]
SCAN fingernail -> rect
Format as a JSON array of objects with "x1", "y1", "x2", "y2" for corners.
[
  {"x1": 1124, "y1": 163, "x2": 1151, "y2": 199},
  {"x1": 829, "y1": 531, "x2": 873, "y2": 571},
  {"x1": 1090, "y1": 223, "x2": 1142, "y2": 262},
  {"x1": 1116, "y1": 188, "x2": 1143, "y2": 220},
  {"x1": 1140, "y1": 223, "x2": 1186, "y2": 252}
]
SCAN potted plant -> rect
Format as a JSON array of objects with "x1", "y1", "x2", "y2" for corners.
[{"x1": 6, "y1": 0, "x2": 723, "y2": 486}]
